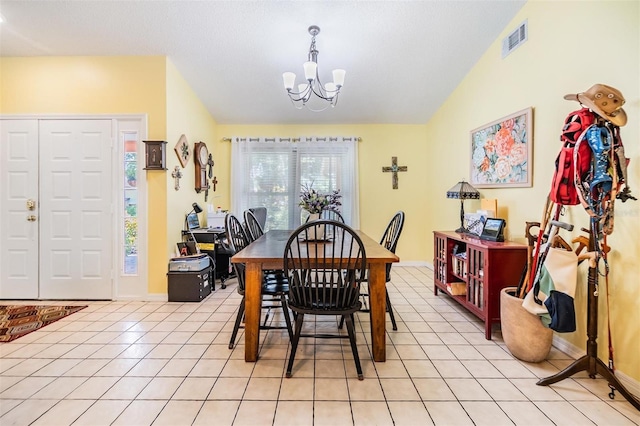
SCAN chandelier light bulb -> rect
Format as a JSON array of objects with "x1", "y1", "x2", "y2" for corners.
[
  {"x1": 332, "y1": 69, "x2": 346, "y2": 87},
  {"x1": 283, "y1": 72, "x2": 296, "y2": 91},
  {"x1": 325, "y1": 82, "x2": 337, "y2": 97},
  {"x1": 303, "y1": 61, "x2": 317, "y2": 81}
]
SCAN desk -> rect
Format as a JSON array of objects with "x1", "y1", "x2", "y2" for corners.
[
  {"x1": 231, "y1": 229, "x2": 399, "y2": 362},
  {"x1": 182, "y1": 228, "x2": 235, "y2": 287}
]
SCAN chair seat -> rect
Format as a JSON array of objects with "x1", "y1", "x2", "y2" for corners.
[
  {"x1": 264, "y1": 271, "x2": 287, "y2": 283},
  {"x1": 263, "y1": 281, "x2": 289, "y2": 295},
  {"x1": 289, "y1": 300, "x2": 361, "y2": 315}
]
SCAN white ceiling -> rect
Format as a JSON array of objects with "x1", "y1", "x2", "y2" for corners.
[{"x1": 0, "y1": 0, "x2": 526, "y2": 125}]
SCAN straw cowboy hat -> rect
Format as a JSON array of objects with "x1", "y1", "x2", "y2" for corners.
[{"x1": 564, "y1": 84, "x2": 627, "y2": 127}]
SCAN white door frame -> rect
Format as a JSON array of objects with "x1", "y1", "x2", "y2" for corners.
[{"x1": 0, "y1": 114, "x2": 149, "y2": 300}]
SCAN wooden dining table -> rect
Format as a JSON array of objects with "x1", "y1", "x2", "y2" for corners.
[{"x1": 231, "y1": 229, "x2": 399, "y2": 362}]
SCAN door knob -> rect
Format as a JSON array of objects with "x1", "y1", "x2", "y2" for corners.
[
  {"x1": 27, "y1": 215, "x2": 37, "y2": 222},
  {"x1": 27, "y1": 199, "x2": 36, "y2": 211}
]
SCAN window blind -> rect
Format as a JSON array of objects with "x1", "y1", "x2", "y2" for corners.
[{"x1": 231, "y1": 137, "x2": 359, "y2": 230}]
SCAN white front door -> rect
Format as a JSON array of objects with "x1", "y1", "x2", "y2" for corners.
[
  {"x1": 39, "y1": 120, "x2": 113, "y2": 299},
  {"x1": 0, "y1": 120, "x2": 40, "y2": 299},
  {"x1": 0, "y1": 119, "x2": 114, "y2": 300}
]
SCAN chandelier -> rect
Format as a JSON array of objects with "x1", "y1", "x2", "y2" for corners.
[{"x1": 282, "y1": 25, "x2": 345, "y2": 111}]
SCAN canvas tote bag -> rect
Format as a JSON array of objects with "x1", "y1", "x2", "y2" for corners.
[{"x1": 523, "y1": 245, "x2": 578, "y2": 332}]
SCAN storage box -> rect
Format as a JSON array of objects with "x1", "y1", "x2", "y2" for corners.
[
  {"x1": 167, "y1": 266, "x2": 213, "y2": 302},
  {"x1": 446, "y1": 282, "x2": 467, "y2": 296},
  {"x1": 207, "y1": 212, "x2": 226, "y2": 230},
  {"x1": 169, "y1": 254, "x2": 210, "y2": 272}
]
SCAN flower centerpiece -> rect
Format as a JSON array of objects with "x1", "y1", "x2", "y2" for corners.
[
  {"x1": 299, "y1": 183, "x2": 342, "y2": 214},
  {"x1": 299, "y1": 183, "x2": 341, "y2": 240}
]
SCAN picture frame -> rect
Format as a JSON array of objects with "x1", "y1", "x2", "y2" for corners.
[
  {"x1": 174, "y1": 134, "x2": 190, "y2": 168},
  {"x1": 470, "y1": 107, "x2": 533, "y2": 188},
  {"x1": 479, "y1": 218, "x2": 506, "y2": 242}
]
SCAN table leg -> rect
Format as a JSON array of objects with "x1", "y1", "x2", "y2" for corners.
[
  {"x1": 368, "y1": 263, "x2": 386, "y2": 362},
  {"x1": 244, "y1": 262, "x2": 263, "y2": 362}
]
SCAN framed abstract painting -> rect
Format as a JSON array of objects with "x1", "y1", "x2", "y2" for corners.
[{"x1": 470, "y1": 107, "x2": 533, "y2": 188}]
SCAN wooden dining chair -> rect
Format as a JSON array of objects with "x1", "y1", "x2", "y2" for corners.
[
  {"x1": 225, "y1": 214, "x2": 293, "y2": 349},
  {"x1": 283, "y1": 220, "x2": 367, "y2": 380}
]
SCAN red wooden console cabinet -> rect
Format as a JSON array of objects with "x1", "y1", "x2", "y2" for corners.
[{"x1": 433, "y1": 231, "x2": 527, "y2": 339}]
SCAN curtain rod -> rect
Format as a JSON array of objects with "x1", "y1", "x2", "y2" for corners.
[{"x1": 221, "y1": 136, "x2": 362, "y2": 142}]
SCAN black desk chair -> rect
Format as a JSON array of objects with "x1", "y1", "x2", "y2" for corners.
[
  {"x1": 244, "y1": 209, "x2": 265, "y2": 242},
  {"x1": 225, "y1": 214, "x2": 293, "y2": 349},
  {"x1": 249, "y1": 207, "x2": 267, "y2": 229},
  {"x1": 284, "y1": 220, "x2": 367, "y2": 380},
  {"x1": 320, "y1": 208, "x2": 346, "y2": 223}
]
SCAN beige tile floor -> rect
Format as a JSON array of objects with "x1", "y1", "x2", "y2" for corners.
[{"x1": 1, "y1": 266, "x2": 639, "y2": 425}]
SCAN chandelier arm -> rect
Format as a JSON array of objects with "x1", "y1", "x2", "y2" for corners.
[
  {"x1": 286, "y1": 91, "x2": 338, "y2": 112},
  {"x1": 299, "y1": 102, "x2": 335, "y2": 113},
  {"x1": 288, "y1": 98, "x2": 308, "y2": 110},
  {"x1": 309, "y1": 85, "x2": 340, "y2": 102},
  {"x1": 286, "y1": 85, "x2": 312, "y2": 98}
]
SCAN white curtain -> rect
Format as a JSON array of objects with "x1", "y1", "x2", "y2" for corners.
[{"x1": 231, "y1": 136, "x2": 359, "y2": 230}]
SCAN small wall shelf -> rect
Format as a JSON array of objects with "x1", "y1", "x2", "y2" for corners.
[{"x1": 143, "y1": 140, "x2": 167, "y2": 170}]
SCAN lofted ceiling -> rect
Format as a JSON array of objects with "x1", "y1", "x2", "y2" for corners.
[{"x1": 0, "y1": 0, "x2": 526, "y2": 125}]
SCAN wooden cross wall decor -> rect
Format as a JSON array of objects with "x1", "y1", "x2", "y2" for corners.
[
  {"x1": 171, "y1": 166, "x2": 182, "y2": 191},
  {"x1": 382, "y1": 157, "x2": 408, "y2": 189}
]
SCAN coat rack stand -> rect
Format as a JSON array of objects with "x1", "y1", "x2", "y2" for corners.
[{"x1": 536, "y1": 229, "x2": 640, "y2": 411}]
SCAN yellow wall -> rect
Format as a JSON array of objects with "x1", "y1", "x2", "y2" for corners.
[
  {"x1": 0, "y1": 55, "x2": 169, "y2": 296},
  {"x1": 0, "y1": 56, "x2": 166, "y2": 128},
  {"x1": 216, "y1": 124, "x2": 429, "y2": 262},
  {"x1": 425, "y1": 1, "x2": 639, "y2": 381},
  {"x1": 161, "y1": 59, "x2": 218, "y2": 294}
]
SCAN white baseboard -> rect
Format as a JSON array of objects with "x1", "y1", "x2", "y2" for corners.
[
  {"x1": 145, "y1": 293, "x2": 169, "y2": 302},
  {"x1": 114, "y1": 293, "x2": 168, "y2": 302},
  {"x1": 552, "y1": 335, "x2": 640, "y2": 399},
  {"x1": 112, "y1": 293, "x2": 167, "y2": 302},
  {"x1": 552, "y1": 334, "x2": 584, "y2": 359},
  {"x1": 397, "y1": 261, "x2": 430, "y2": 267}
]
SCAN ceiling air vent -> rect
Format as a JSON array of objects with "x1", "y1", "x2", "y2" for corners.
[{"x1": 502, "y1": 20, "x2": 528, "y2": 58}]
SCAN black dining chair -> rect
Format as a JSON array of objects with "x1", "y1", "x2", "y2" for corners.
[
  {"x1": 244, "y1": 209, "x2": 265, "y2": 242},
  {"x1": 320, "y1": 208, "x2": 346, "y2": 223},
  {"x1": 225, "y1": 213, "x2": 293, "y2": 349},
  {"x1": 283, "y1": 220, "x2": 367, "y2": 380},
  {"x1": 340, "y1": 211, "x2": 404, "y2": 331}
]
